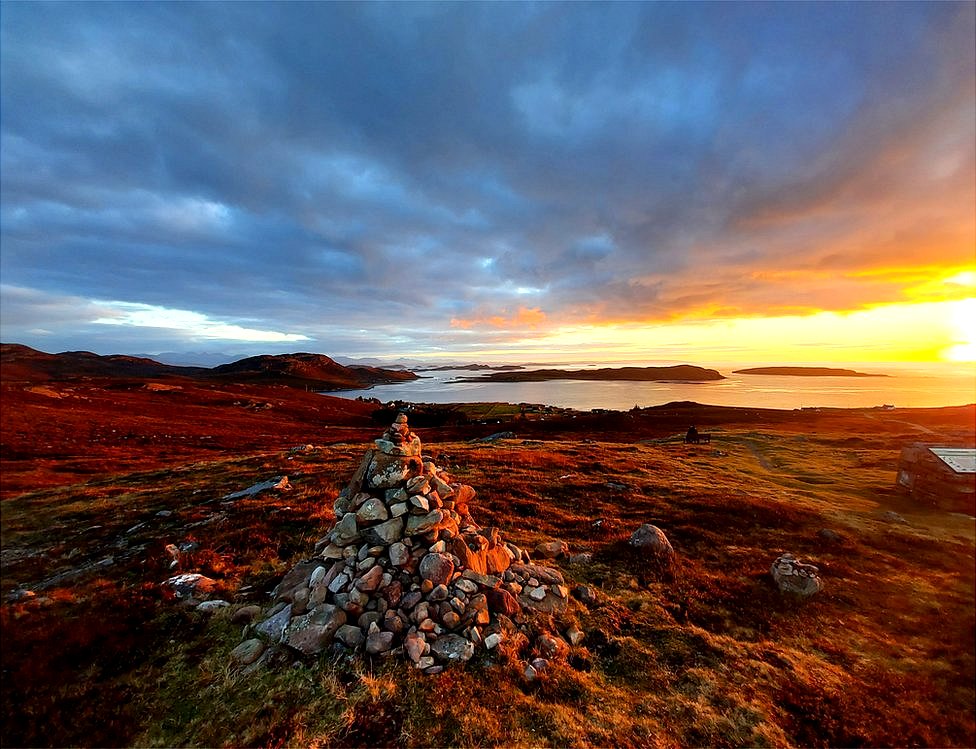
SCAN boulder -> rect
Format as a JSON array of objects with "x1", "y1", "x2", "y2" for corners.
[
  {"x1": 770, "y1": 553, "x2": 823, "y2": 597},
  {"x1": 534, "y1": 540, "x2": 568, "y2": 559},
  {"x1": 255, "y1": 603, "x2": 293, "y2": 642},
  {"x1": 284, "y1": 604, "x2": 346, "y2": 655},
  {"x1": 629, "y1": 524, "x2": 676, "y2": 575},
  {"x1": 230, "y1": 638, "x2": 266, "y2": 666},
  {"x1": 231, "y1": 605, "x2": 263, "y2": 625}
]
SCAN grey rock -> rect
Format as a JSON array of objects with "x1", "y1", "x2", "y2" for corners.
[
  {"x1": 231, "y1": 605, "x2": 263, "y2": 625},
  {"x1": 629, "y1": 524, "x2": 676, "y2": 574},
  {"x1": 508, "y1": 563, "x2": 564, "y2": 586},
  {"x1": 362, "y1": 517, "x2": 404, "y2": 545},
  {"x1": 329, "y1": 571, "x2": 351, "y2": 594},
  {"x1": 882, "y1": 511, "x2": 909, "y2": 525},
  {"x1": 356, "y1": 498, "x2": 390, "y2": 524},
  {"x1": 431, "y1": 634, "x2": 475, "y2": 662},
  {"x1": 770, "y1": 553, "x2": 823, "y2": 597},
  {"x1": 406, "y1": 510, "x2": 443, "y2": 536},
  {"x1": 195, "y1": 600, "x2": 230, "y2": 613},
  {"x1": 389, "y1": 542, "x2": 409, "y2": 567},
  {"x1": 572, "y1": 584, "x2": 599, "y2": 606},
  {"x1": 470, "y1": 432, "x2": 515, "y2": 443},
  {"x1": 285, "y1": 604, "x2": 347, "y2": 655},
  {"x1": 223, "y1": 476, "x2": 290, "y2": 500},
  {"x1": 817, "y1": 528, "x2": 844, "y2": 543},
  {"x1": 331, "y1": 512, "x2": 361, "y2": 546},
  {"x1": 335, "y1": 624, "x2": 365, "y2": 649},
  {"x1": 368, "y1": 452, "x2": 423, "y2": 489},
  {"x1": 366, "y1": 630, "x2": 395, "y2": 654},
  {"x1": 255, "y1": 603, "x2": 293, "y2": 642},
  {"x1": 419, "y1": 553, "x2": 455, "y2": 586},
  {"x1": 230, "y1": 638, "x2": 266, "y2": 666}
]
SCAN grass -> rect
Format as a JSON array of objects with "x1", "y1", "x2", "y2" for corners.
[{"x1": 1, "y1": 406, "x2": 974, "y2": 747}]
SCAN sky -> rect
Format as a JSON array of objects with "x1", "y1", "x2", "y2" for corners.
[{"x1": 1, "y1": 2, "x2": 974, "y2": 366}]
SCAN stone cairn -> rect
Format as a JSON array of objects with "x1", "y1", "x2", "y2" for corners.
[
  {"x1": 770, "y1": 552, "x2": 823, "y2": 597},
  {"x1": 237, "y1": 413, "x2": 571, "y2": 673}
]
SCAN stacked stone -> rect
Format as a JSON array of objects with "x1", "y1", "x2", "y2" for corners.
[
  {"x1": 244, "y1": 413, "x2": 570, "y2": 673},
  {"x1": 770, "y1": 552, "x2": 822, "y2": 597}
]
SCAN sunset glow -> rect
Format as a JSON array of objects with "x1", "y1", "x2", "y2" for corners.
[{"x1": 1, "y1": 3, "x2": 973, "y2": 371}]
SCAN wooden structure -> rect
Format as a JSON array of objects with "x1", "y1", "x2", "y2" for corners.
[{"x1": 896, "y1": 444, "x2": 976, "y2": 514}]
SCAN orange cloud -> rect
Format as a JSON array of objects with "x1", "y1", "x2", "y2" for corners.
[{"x1": 451, "y1": 306, "x2": 548, "y2": 330}]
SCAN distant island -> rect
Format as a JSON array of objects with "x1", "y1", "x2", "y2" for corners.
[
  {"x1": 733, "y1": 366, "x2": 888, "y2": 377},
  {"x1": 458, "y1": 364, "x2": 725, "y2": 383},
  {"x1": 417, "y1": 363, "x2": 525, "y2": 372}
]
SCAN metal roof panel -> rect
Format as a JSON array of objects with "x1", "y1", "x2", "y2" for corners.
[{"x1": 929, "y1": 448, "x2": 976, "y2": 474}]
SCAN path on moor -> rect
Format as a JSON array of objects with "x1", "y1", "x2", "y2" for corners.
[{"x1": 863, "y1": 412, "x2": 936, "y2": 435}]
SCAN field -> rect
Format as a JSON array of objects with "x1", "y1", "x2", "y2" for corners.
[{"x1": 1, "y1": 376, "x2": 974, "y2": 748}]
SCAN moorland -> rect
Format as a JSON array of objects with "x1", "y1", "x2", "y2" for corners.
[{"x1": 1, "y1": 347, "x2": 974, "y2": 748}]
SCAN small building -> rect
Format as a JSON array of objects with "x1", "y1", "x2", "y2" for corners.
[{"x1": 896, "y1": 444, "x2": 976, "y2": 514}]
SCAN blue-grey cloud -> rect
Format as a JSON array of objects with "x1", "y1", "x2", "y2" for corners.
[{"x1": 1, "y1": 2, "x2": 972, "y2": 357}]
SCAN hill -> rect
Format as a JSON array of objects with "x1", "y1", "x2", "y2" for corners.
[
  {"x1": 210, "y1": 352, "x2": 418, "y2": 390},
  {"x1": 0, "y1": 343, "x2": 207, "y2": 381},
  {"x1": 0, "y1": 344, "x2": 417, "y2": 391}
]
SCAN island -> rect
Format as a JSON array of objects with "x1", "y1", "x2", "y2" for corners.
[
  {"x1": 733, "y1": 366, "x2": 888, "y2": 377},
  {"x1": 457, "y1": 364, "x2": 725, "y2": 383},
  {"x1": 416, "y1": 363, "x2": 525, "y2": 372}
]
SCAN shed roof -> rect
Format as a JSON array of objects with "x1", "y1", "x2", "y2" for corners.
[{"x1": 929, "y1": 448, "x2": 976, "y2": 474}]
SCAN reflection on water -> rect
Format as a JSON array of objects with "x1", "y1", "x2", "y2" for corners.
[{"x1": 332, "y1": 365, "x2": 976, "y2": 411}]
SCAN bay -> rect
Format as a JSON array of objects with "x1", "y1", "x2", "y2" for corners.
[{"x1": 331, "y1": 363, "x2": 975, "y2": 411}]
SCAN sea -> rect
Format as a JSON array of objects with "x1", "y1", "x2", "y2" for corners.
[{"x1": 331, "y1": 362, "x2": 976, "y2": 412}]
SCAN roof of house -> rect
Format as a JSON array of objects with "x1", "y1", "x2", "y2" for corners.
[{"x1": 929, "y1": 448, "x2": 976, "y2": 474}]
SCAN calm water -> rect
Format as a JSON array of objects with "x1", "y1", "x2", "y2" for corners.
[{"x1": 332, "y1": 363, "x2": 976, "y2": 411}]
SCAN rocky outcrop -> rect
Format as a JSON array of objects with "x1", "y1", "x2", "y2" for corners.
[
  {"x1": 770, "y1": 552, "x2": 822, "y2": 596},
  {"x1": 241, "y1": 414, "x2": 575, "y2": 673}
]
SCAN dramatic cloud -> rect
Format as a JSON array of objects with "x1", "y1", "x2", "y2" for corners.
[{"x1": 1, "y1": 2, "x2": 973, "y2": 361}]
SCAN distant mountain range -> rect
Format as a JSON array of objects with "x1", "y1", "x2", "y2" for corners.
[
  {"x1": 0, "y1": 344, "x2": 417, "y2": 391},
  {"x1": 416, "y1": 363, "x2": 526, "y2": 372}
]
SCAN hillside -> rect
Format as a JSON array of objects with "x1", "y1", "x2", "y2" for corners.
[
  {"x1": 0, "y1": 344, "x2": 417, "y2": 391},
  {"x1": 0, "y1": 343, "x2": 207, "y2": 381},
  {"x1": 210, "y1": 352, "x2": 418, "y2": 390},
  {"x1": 2, "y1": 381, "x2": 973, "y2": 747}
]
